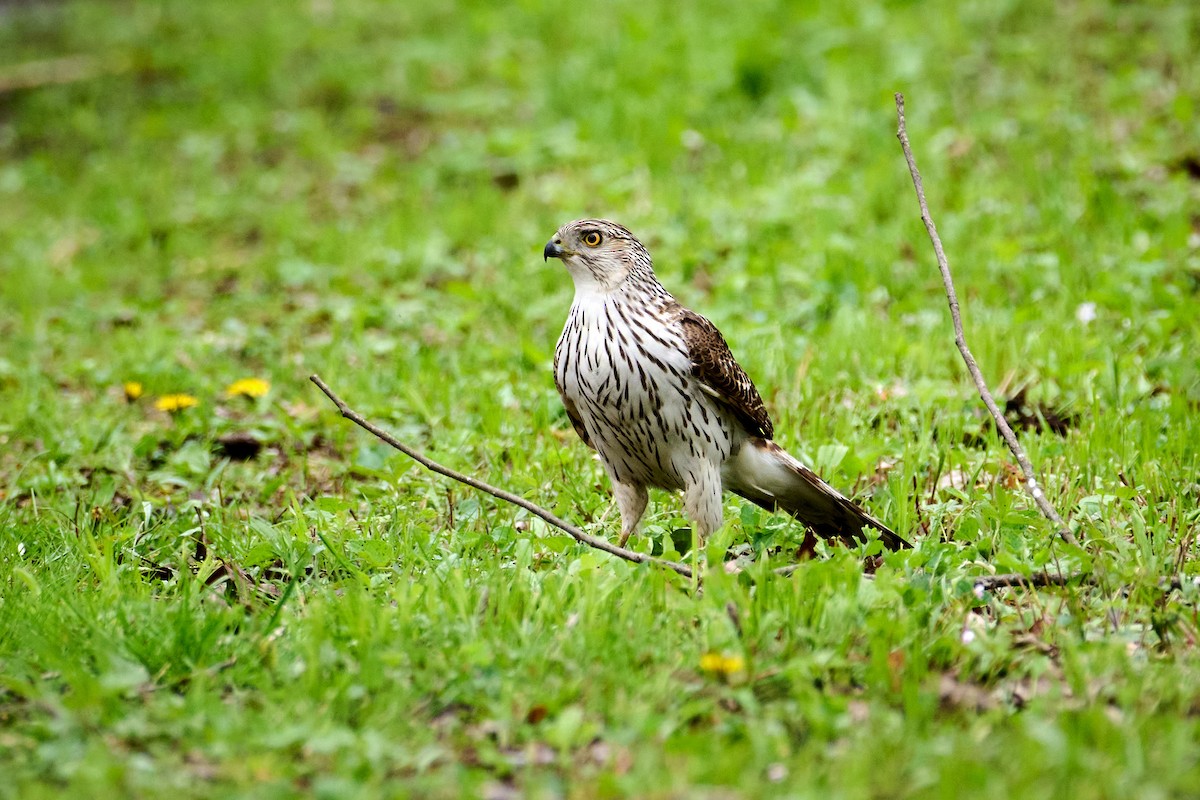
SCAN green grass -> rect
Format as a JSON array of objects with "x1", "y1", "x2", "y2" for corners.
[{"x1": 2, "y1": 0, "x2": 1199, "y2": 796}]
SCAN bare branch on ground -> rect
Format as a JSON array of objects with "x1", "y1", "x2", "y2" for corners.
[
  {"x1": 0, "y1": 55, "x2": 126, "y2": 94},
  {"x1": 309, "y1": 374, "x2": 695, "y2": 579},
  {"x1": 893, "y1": 92, "x2": 1078, "y2": 547},
  {"x1": 972, "y1": 572, "x2": 1081, "y2": 591}
]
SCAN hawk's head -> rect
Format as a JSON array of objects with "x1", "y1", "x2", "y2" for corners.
[{"x1": 544, "y1": 219, "x2": 653, "y2": 292}]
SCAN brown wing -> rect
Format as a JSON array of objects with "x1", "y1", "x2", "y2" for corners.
[
  {"x1": 553, "y1": 347, "x2": 595, "y2": 450},
  {"x1": 677, "y1": 309, "x2": 774, "y2": 439}
]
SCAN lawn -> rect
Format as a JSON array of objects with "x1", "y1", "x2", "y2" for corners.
[{"x1": 1, "y1": 0, "x2": 1199, "y2": 797}]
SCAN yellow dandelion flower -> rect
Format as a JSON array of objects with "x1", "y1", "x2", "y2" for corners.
[
  {"x1": 154, "y1": 394, "x2": 199, "y2": 412},
  {"x1": 123, "y1": 381, "x2": 144, "y2": 402},
  {"x1": 699, "y1": 652, "x2": 746, "y2": 677},
  {"x1": 225, "y1": 378, "x2": 271, "y2": 398}
]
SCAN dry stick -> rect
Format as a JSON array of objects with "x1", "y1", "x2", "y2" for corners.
[
  {"x1": 0, "y1": 55, "x2": 124, "y2": 94},
  {"x1": 893, "y1": 93, "x2": 1078, "y2": 548},
  {"x1": 309, "y1": 374, "x2": 695, "y2": 579},
  {"x1": 972, "y1": 572, "x2": 1080, "y2": 592},
  {"x1": 970, "y1": 572, "x2": 1199, "y2": 594}
]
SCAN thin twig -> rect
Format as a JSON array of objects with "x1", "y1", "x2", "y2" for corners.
[
  {"x1": 969, "y1": 570, "x2": 1194, "y2": 594},
  {"x1": 893, "y1": 93, "x2": 1078, "y2": 547},
  {"x1": 309, "y1": 375, "x2": 695, "y2": 579},
  {"x1": 972, "y1": 572, "x2": 1083, "y2": 592},
  {"x1": 0, "y1": 55, "x2": 126, "y2": 94}
]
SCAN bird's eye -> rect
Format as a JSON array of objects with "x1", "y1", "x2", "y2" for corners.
[{"x1": 582, "y1": 231, "x2": 602, "y2": 247}]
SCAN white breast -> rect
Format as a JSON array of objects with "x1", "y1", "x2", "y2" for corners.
[{"x1": 555, "y1": 291, "x2": 734, "y2": 490}]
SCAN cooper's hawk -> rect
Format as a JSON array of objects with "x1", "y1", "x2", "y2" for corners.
[{"x1": 545, "y1": 218, "x2": 909, "y2": 551}]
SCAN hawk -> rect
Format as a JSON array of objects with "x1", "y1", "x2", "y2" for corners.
[{"x1": 545, "y1": 218, "x2": 909, "y2": 551}]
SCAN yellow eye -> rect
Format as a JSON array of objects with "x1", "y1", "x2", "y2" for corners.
[{"x1": 582, "y1": 231, "x2": 602, "y2": 247}]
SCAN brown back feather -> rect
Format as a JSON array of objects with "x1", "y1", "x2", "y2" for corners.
[{"x1": 676, "y1": 308, "x2": 774, "y2": 439}]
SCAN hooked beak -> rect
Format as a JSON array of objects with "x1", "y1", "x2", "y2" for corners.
[{"x1": 543, "y1": 239, "x2": 564, "y2": 261}]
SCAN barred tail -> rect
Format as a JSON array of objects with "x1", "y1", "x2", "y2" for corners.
[{"x1": 722, "y1": 438, "x2": 911, "y2": 551}]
